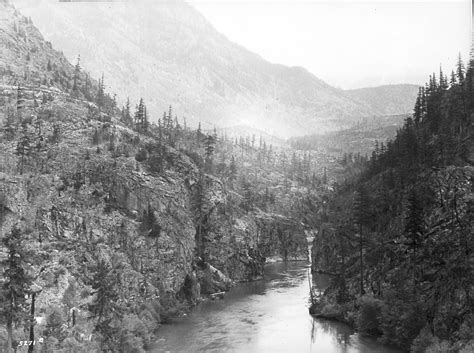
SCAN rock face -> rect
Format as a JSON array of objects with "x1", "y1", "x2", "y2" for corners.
[
  {"x1": 13, "y1": 0, "x2": 419, "y2": 137},
  {"x1": 0, "y1": 2, "x2": 94, "y2": 92},
  {"x1": 0, "y1": 5, "x2": 310, "y2": 349}
]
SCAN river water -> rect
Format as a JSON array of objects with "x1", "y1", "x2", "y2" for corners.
[{"x1": 151, "y1": 262, "x2": 402, "y2": 353}]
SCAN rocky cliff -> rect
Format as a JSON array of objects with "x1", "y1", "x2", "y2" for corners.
[{"x1": 0, "y1": 3, "x2": 309, "y2": 350}]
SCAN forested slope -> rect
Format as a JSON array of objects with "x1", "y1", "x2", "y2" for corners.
[{"x1": 311, "y1": 57, "x2": 474, "y2": 352}]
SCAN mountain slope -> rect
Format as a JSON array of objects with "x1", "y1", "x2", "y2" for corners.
[
  {"x1": 345, "y1": 84, "x2": 420, "y2": 116},
  {"x1": 310, "y1": 57, "x2": 474, "y2": 351},
  {"x1": 0, "y1": 1, "x2": 91, "y2": 91},
  {"x1": 0, "y1": 3, "x2": 311, "y2": 349},
  {"x1": 13, "y1": 0, "x2": 418, "y2": 137}
]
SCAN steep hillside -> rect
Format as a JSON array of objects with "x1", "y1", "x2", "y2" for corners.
[
  {"x1": 13, "y1": 0, "x2": 418, "y2": 137},
  {"x1": 0, "y1": 3, "x2": 314, "y2": 351},
  {"x1": 0, "y1": 1, "x2": 94, "y2": 93},
  {"x1": 309, "y1": 58, "x2": 474, "y2": 352}
]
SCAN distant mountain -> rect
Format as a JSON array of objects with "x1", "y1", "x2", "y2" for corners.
[
  {"x1": 0, "y1": 1, "x2": 92, "y2": 92},
  {"x1": 13, "y1": 0, "x2": 418, "y2": 137},
  {"x1": 289, "y1": 114, "x2": 409, "y2": 157},
  {"x1": 345, "y1": 84, "x2": 420, "y2": 117}
]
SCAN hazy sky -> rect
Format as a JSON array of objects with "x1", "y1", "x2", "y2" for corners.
[{"x1": 190, "y1": 0, "x2": 472, "y2": 89}]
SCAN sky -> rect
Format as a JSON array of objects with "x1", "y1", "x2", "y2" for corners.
[{"x1": 190, "y1": 0, "x2": 472, "y2": 89}]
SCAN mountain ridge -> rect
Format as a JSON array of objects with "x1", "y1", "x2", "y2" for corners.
[{"x1": 13, "y1": 0, "x2": 419, "y2": 137}]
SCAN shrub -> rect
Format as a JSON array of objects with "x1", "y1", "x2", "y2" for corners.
[
  {"x1": 357, "y1": 295, "x2": 383, "y2": 336},
  {"x1": 45, "y1": 306, "x2": 67, "y2": 341},
  {"x1": 424, "y1": 338, "x2": 452, "y2": 353},
  {"x1": 135, "y1": 148, "x2": 147, "y2": 162},
  {"x1": 410, "y1": 326, "x2": 435, "y2": 353},
  {"x1": 184, "y1": 150, "x2": 204, "y2": 169},
  {"x1": 460, "y1": 342, "x2": 474, "y2": 353},
  {"x1": 117, "y1": 313, "x2": 149, "y2": 353},
  {"x1": 60, "y1": 337, "x2": 85, "y2": 353},
  {"x1": 147, "y1": 152, "x2": 164, "y2": 173},
  {"x1": 379, "y1": 299, "x2": 426, "y2": 350},
  {"x1": 41, "y1": 337, "x2": 59, "y2": 352}
]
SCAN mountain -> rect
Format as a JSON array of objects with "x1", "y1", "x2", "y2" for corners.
[
  {"x1": 345, "y1": 84, "x2": 420, "y2": 117},
  {"x1": 0, "y1": 2, "x2": 313, "y2": 350},
  {"x1": 13, "y1": 0, "x2": 418, "y2": 138},
  {"x1": 290, "y1": 114, "x2": 409, "y2": 157},
  {"x1": 0, "y1": 1, "x2": 92, "y2": 91}
]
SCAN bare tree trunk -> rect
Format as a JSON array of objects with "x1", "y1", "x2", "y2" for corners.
[
  {"x1": 359, "y1": 224, "x2": 364, "y2": 296},
  {"x1": 7, "y1": 319, "x2": 13, "y2": 353},
  {"x1": 28, "y1": 293, "x2": 36, "y2": 353}
]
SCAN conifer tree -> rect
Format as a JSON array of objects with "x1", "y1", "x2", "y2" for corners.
[
  {"x1": 0, "y1": 226, "x2": 33, "y2": 351},
  {"x1": 121, "y1": 97, "x2": 132, "y2": 126},
  {"x1": 88, "y1": 260, "x2": 120, "y2": 349},
  {"x1": 16, "y1": 122, "x2": 32, "y2": 174},
  {"x1": 196, "y1": 122, "x2": 202, "y2": 147},
  {"x1": 134, "y1": 98, "x2": 147, "y2": 133},
  {"x1": 404, "y1": 189, "x2": 424, "y2": 294},
  {"x1": 322, "y1": 167, "x2": 328, "y2": 185},
  {"x1": 192, "y1": 173, "x2": 206, "y2": 258},
  {"x1": 96, "y1": 74, "x2": 106, "y2": 110},
  {"x1": 158, "y1": 118, "x2": 163, "y2": 145},
  {"x1": 72, "y1": 54, "x2": 81, "y2": 93},
  {"x1": 143, "y1": 105, "x2": 149, "y2": 133},
  {"x1": 413, "y1": 88, "x2": 423, "y2": 125},
  {"x1": 450, "y1": 70, "x2": 457, "y2": 87},
  {"x1": 2, "y1": 106, "x2": 17, "y2": 140},
  {"x1": 456, "y1": 53, "x2": 465, "y2": 84},
  {"x1": 241, "y1": 177, "x2": 253, "y2": 212},
  {"x1": 353, "y1": 185, "x2": 371, "y2": 295},
  {"x1": 16, "y1": 86, "x2": 25, "y2": 118},
  {"x1": 168, "y1": 105, "x2": 173, "y2": 130},
  {"x1": 229, "y1": 155, "x2": 237, "y2": 184},
  {"x1": 204, "y1": 133, "x2": 216, "y2": 173}
]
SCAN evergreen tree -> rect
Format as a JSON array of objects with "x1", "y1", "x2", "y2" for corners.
[
  {"x1": 0, "y1": 226, "x2": 33, "y2": 351},
  {"x1": 16, "y1": 86, "x2": 26, "y2": 119},
  {"x1": 143, "y1": 105, "x2": 149, "y2": 133},
  {"x1": 196, "y1": 122, "x2": 202, "y2": 147},
  {"x1": 450, "y1": 70, "x2": 457, "y2": 87},
  {"x1": 204, "y1": 133, "x2": 216, "y2": 173},
  {"x1": 15, "y1": 122, "x2": 32, "y2": 174},
  {"x1": 96, "y1": 74, "x2": 105, "y2": 109},
  {"x1": 413, "y1": 88, "x2": 423, "y2": 125},
  {"x1": 120, "y1": 97, "x2": 133, "y2": 126},
  {"x1": 353, "y1": 185, "x2": 371, "y2": 295},
  {"x1": 404, "y1": 189, "x2": 424, "y2": 294},
  {"x1": 72, "y1": 54, "x2": 81, "y2": 93},
  {"x1": 2, "y1": 106, "x2": 17, "y2": 140},
  {"x1": 229, "y1": 155, "x2": 237, "y2": 185},
  {"x1": 241, "y1": 177, "x2": 253, "y2": 212},
  {"x1": 192, "y1": 173, "x2": 207, "y2": 259},
  {"x1": 456, "y1": 53, "x2": 465, "y2": 84},
  {"x1": 134, "y1": 98, "x2": 147, "y2": 133},
  {"x1": 88, "y1": 260, "x2": 120, "y2": 349}
]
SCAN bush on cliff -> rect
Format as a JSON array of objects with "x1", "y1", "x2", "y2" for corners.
[{"x1": 356, "y1": 296, "x2": 383, "y2": 336}]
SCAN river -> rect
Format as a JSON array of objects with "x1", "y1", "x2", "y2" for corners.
[{"x1": 150, "y1": 261, "x2": 402, "y2": 353}]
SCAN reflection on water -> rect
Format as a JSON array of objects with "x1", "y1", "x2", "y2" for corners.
[{"x1": 150, "y1": 262, "x2": 401, "y2": 353}]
